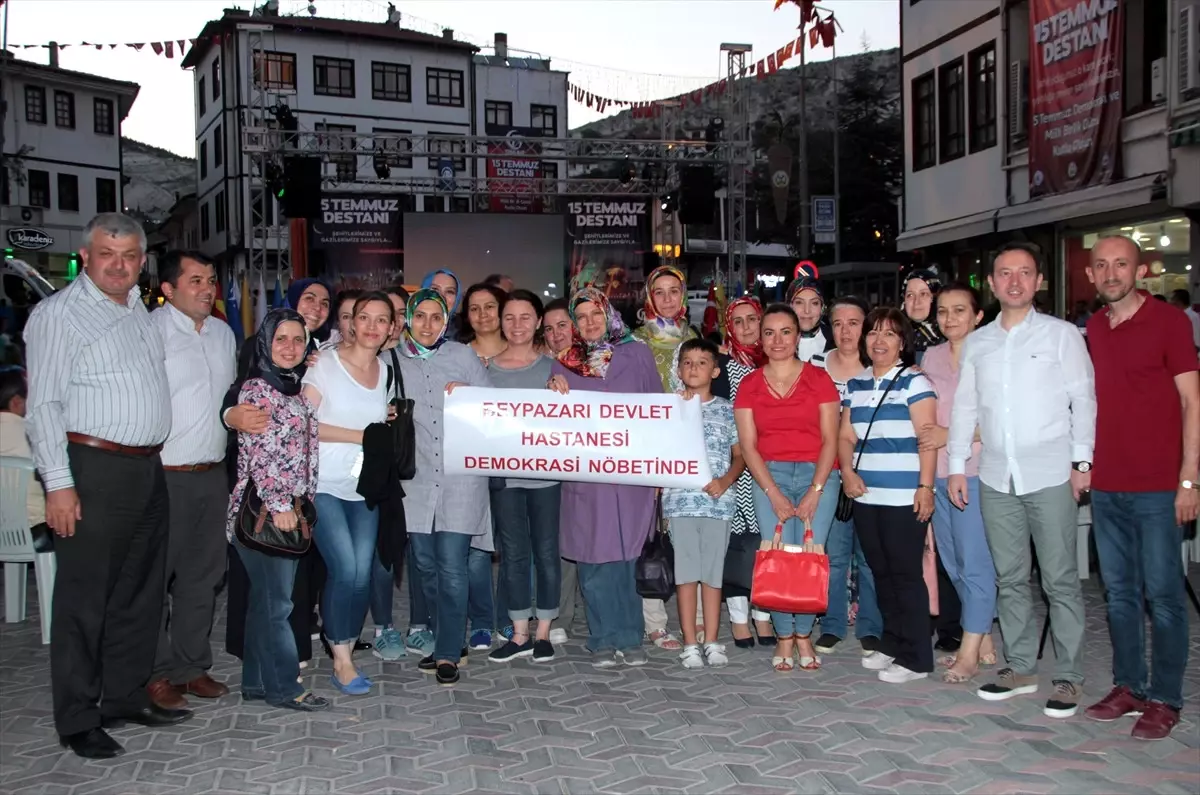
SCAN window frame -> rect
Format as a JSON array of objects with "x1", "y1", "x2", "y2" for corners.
[
  {"x1": 199, "y1": 75, "x2": 207, "y2": 115},
  {"x1": 911, "y1": 70, "x2": 936, "y2": 172},
  {"x1": 531, "y1": 104, "x2": 557, "y2": 137},
  {"x1": 95, "y1": 178, "x2": 117, "y2": 214},
  {"x1": 27, "y1": 170, "x2": 51, "y2": 208},
  {"x1": 426, "y1": 132, "x2": 467, "y2": 171},
  {"x1": 213, "y1": 124, "x2": 223, "y2": 167},
  {"x1": 215, "y1": 190, "x2": 226, "y2": 234},
  {"x1": 57, "y1": 173, "x2": 80, "y2": 212},
  {"x1": 313, "y1": 55, "x2": 355, "y2": 98},
  {"x1": 93, "y1": 98, "x2": 114, "y2": 136},
  {"x1": 211, "y1": 57, "x2": 221, "y2": 100},
  {"x1": 199, "y1": 140, "x2": 208, "y2": 179},
  {"x1": 24, "y1": 85, "x2": 46, "y2": 124},
  {"x1": 425, "y1": 68, "x2": 464, "y2": 107},
  {"x1": 54, "y1": 90, "x2": 76, "y2": 129},
  {"x1": 200, "y1": 202, "x2": 211, "y2": 241},
  {"x1": 316, "y1": 122, "x2": 358, "y2": 181},
  {"x1": 373, "y1": 127, "x2": 413, "y2": 168},
  {"x1": 968, "y1": 42, "x2": 997, "y2": 154},
  {"x1": 253, "y1": 50, "x2": 297, "y2": 91},
  {"x1": 485, "y1": 100, "x2": 513, "y2": 127},
  {"x1": 371, "y1": 61, "x2": 411, "y2": 102},
  {"x1": 937, "y1": 57, "x2": 966, "y2": 164}
]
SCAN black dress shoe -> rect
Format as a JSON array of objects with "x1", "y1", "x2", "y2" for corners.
[
  {"x1": 60, "y1": 727, "x2": 125, "y2": 759},
  {"x1": 101, "y1": 704, "x2": 194, "y2": 728},
  {"x1": 934, "y1": 636, "x2": 962, "y2": 653}
]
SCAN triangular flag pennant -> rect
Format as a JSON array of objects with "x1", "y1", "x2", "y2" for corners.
[
  {"x1": 254, "y1": 272, "x2": 268, "y2": 332},
  {"x1": 225, "y1": 276, "x2": 243, "y2": 344},
  {"x1": 128, "y1": 43, "x2": 144, "y2": 51},
  {"x1": 240, "y1": 274, "x2": 253, "y2": 340},
  {"x1": 164, "y1": 41, "x2": 174, "y2": 58},
  {"x1": 151, "y1": 42, "x2": 163, "y2": 55},
  {"x1": 190, "y1": 38, "x2": 197, "y2": 46},
  {"x1": 767, "y1": 54, "x2": 778, "y2": 73},
  {"x1": 755, "y1": 60, "x2": 766, "y2": 79},
  {"x1": 810, "y1": 26, "x2": 820, "y2": 48},
  {"x1": 178, "y1": 40, "x2": 187, "y2": 54}
]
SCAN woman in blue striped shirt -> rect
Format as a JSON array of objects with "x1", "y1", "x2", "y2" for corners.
[{"x1": 837, "y1": 307, "x2": 938, "y2": 685}]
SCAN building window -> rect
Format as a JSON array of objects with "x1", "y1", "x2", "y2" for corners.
[
  {"x1": 27, "y1": 170, "x2": 50, "y2": 208},
  {"x1": 373, "y1": 128, "x2": 413, "y2": 168},
  {"x1": 540, "y1": 161, "x2": 559, "y2": 180},
  {"x1": 24, "y1": 85, "x2": 45, "y2": 124},
  {"x1": 213, "y1": 124, "x2": 223, "y2": 166},
  {"x1": 316, "y1": 123, "x2": 358, "y2": 181},
  {"x1": 427, "y1": 132, "x2": 466, "y2": 171},
  {"x1": 531, "y1": 104, "x2": 557, "y2": 136},
  {"x1": 313, "y1": 56, "x2": 355, "y2": 98},
  {"x1": 423, "y1": 196, "x2": 445, "y2": 213},
  {"x1": 968, "y1": 43, "x2": 997, "y2": 153},
  {"x1": 199, "y1": 76, "x2": 207, "y2": 115},
  {"x1": 938, "y1": 58, "x2": 965, "y2": 163},
  {"x1": 57, "y1": 173, "x2": 79, "y2": 212},
  {"x1": 371, "y1": 62, "x2": 411, "y2": 102},
  {"x1": 212, "y1": 57, "x2": 221, "y2": 99},
  {"x1": 426, "y1": 68, "x2": 464, "y2": 107},
  {"x1": 912, "y1": 71, "x2": 936, "y2": 171},
  {"x1": 93, "y1": 98, "x2": 114, "y2": 135},
  {"x1": 450, "y1": 197, "x2": 471, "y2": 213},
  {"x1": 253, "y1": 51, "x2": 297, "y2": 91},
  {"x1": 54, "y1": 90, "x2": 75, "y2": 129},
  {"x1": 485, "y1": 100, "x2": 512, "y2": 127},
  {"x1": 200, "y1": 203, "x2": 211, "y2": 241},
  {"x1": 199, "y1": 140, "x2": 208, "y2": 179},
  {"x1": 96, "y1": 178, "x2": 117, "y2": 213},
  {"x1": 215, "y1": 190, "x2": 226, "y2": 233}
]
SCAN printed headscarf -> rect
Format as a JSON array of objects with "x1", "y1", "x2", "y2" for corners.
[
  {"x1": 254, "y1": 308, "x2": 308, "y2": 396},
  {"x1": 724, "y1": 296, "x2": 766, "y2": 369},
  {"x1": 785, "y1": 262, "x2": 824, "y2": 306},
  {"x1": 286, "y1": 277, "x2": 333, "y2": 343},
  {"x1": 397, "y1": 288, "x2": 450, "y2": 359},
  {"x1": 640, "y1": 264, "x2": 689, "y2": 340},
  {"x1": 420, "y1": 269, "x2": 462, "y2": 314},
  {"x1": 557, "y1": 287, "x2": 634, "y2": 379}
]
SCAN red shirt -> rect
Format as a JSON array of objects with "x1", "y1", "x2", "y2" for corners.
[
  {"x1": 1087, "y1": 298, "x2": 1198, "y2": 492},
  {"x1": 734, "y1": 363, "x2": 840, "y2": 463}
]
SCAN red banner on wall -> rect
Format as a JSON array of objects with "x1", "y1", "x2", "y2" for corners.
[
  {"x1": 485, "y1": 125, "x2": 544, "y2": 214},
  {"x1": 1028, "y1": 0, "x2": 1124, "y2": 198}
]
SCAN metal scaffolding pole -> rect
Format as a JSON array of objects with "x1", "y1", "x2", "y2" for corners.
[{"x1": 722, "y1": 43, "x2": 752, "y2": 293}]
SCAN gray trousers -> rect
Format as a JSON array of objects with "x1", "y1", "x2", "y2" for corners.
[
  {"x1": 979, "y1": 480, "x2": 1085, "y2": 684},
  {"x1": 152, "y1": 467, "x2": 230, "y2": 684},
  {"x1": 558, "y1": 559, "x2": 587, "y2": 631}
]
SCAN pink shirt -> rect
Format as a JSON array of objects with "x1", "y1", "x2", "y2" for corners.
[{"x1": 921, "y1": 342, "x2": 981, "y2": 479}]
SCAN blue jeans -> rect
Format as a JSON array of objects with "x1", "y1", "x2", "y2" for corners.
[
  {"x1": 493, "y1": 485, "x2": 562, "y2": 621},
  {"x1": 406, "y1": 550, "x2": 430, "y2": 629},
  {"x1": 577, "y1": 559, "x2": 644, "y2": 653},
  {"x1": 369, "y1": 551, "x2": 394, "y2": 628},
  {"x1": 234, "y1": 541, "x2": 303, "y2": 705},
  {"x1": 1091, "y1": 490, "x2": 1189, "y2": 709},
  {"x1": 822, "y1": 515, "x2": 882, "y2": 640},
  {"x1": 751, "y1": 461, "x2": 839, "y2": 637},
  {"x1": 933, "y1": 477, "x2": 997, "y2": 635},
  {"x1": 312, "y1": 495, "x2": 378, "y2": 644},
  {"x1": 409, "y1": 531, "x2": 472, "y2": 661},
  {"x1": 468, "y1": 548, "x2": 495, "y2": 631}
]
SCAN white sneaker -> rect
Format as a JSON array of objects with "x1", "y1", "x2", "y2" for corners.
[
  {"x1": 878, "y1": 663, "x2": 929, "y2": 684},
  {"x1": 862, "y1": 651, "x2": 895, "y2": 671},
  {"x1": 679, "y1": 644, "x2": 705, "y2": 669},
  {"x1": 548, "y1": 628, "x2": 568, "y2": 645},
  {"x1": 703, "y1": 642, "x2": 728, "y2": 668}
]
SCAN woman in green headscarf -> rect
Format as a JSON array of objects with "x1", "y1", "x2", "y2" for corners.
[{"x1": 632, "y1": 264, "x2": 697, "y2": 394}]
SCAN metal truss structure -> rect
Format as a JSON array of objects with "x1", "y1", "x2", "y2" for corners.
[{"x1": 723, "y1": 45, "x2": 752, "y2": 292}]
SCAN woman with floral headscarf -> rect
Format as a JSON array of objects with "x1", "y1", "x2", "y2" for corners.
[
  {"x1": 547, "y1": 288, "x2": 663, "y2": 667},
  {"x1": 393, "y1": 288, "x2": 494, "y2": 686}
]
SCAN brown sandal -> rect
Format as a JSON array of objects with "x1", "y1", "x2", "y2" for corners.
[{"x1": 942, "y1": 667, "x2": 976, "y2": 684}]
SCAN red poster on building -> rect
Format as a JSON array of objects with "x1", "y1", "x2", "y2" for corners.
[
  {"x1": 485, "y1": 125, "x2": 544, "y2": 213},
  {"x1": 1028, "y1": 0, "x2": 1124, "y2": 198}
]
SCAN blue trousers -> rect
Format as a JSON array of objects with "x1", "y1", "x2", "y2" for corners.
[
  {"x1": 408, "y1": 531, "x2": 472, "y2": 661},
  {"x1": 822, "y1": 515, "x2": 883, "y2": 640},
  {"x1": 751, "y1": 461, "x2": 839, "y2": 637},
  {"x1": 234, "y1": 540, "x2": 303, "y2": 705},
  {"x1": 1092, "y1": 490, "x2": 1189, "y2": 709},
  {"x1": 933, "y1": 477, "x2": 996, "y2": 635},
  {"x1": 406, "y1": 550, "x2": 430, "y2": 629},
  {"x1": 312, "y1": 495, "x2": 378, "y2": 645},
  {"x1": 369, "y1": 551, "x2": 394, "y2": 629},
  {"x1": 493, "y1": 485, "x2": 563, "y2": 621},
  {"x1": 468, "y1": 548, "x2": 495, "y2": 631},
  {"x1": 577, "y1": 559, "x2": 644, "y2": 653}
]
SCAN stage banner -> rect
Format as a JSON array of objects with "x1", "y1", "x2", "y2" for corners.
[
  {"x1": 1028, "y1": 0, "x2": 1124, "y2": 198},
  {"x1": 566, "y1": 197, "x2": 651, "y2": 328},
  {"x1": 309, "y1": 193, "x2": 403, "y2": 289},
  {"x1": 443, "y1": 387, "x2": 713, "y2": 489},
  {"x1": 485, "y1": 124, "x2": 544, "y2": 213}
]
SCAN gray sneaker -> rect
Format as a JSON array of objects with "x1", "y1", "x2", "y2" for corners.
[
  {"x1": 405, "y1": 628, "x2": 435, "y2": 656},
  {"x1": 591, "y1": 650, "x2": 620, "y2": 668},
  {"x1": 372, "y1": 627, "x2": 407, "y2": 661},
  {"x1": 619, "y1": 647, "x2": 649, "y2": 666}
]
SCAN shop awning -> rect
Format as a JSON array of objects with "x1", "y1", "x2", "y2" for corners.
[
  {"x1": 995, "y1": 174, "x2": 1165, "y2": 233},
  {"x1": 896, "y1": 209, "x2": 999, "y2": 252}
]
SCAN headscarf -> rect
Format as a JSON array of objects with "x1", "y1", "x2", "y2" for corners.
[
  {"x1": 286, "y1": 277, "x2": 333, "y2": 343},
  {"x1": 420, "y1": 269, "x2": 461, "y2": 314},
  {"x1": 253, "y1": 308, "x2": 308, "y2": 396},
  {"x1": 785, "y1": 275, "x2": 824, "y2": 307},
  {"x1": 557, "y1": 287, "x2": 633, "y2": 379},
  {"x1": 724, "y1": 296, "x2": 765, "y2": 369},
  {"x1": 397, "y1": 288, "x2": 450, "y2": 359},
  {"x1": 640, "y1": 264, "x2": 689, "y2": 340}
]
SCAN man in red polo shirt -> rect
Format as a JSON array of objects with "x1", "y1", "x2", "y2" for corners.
[{"x1": 1082, "y1": 234, "x2": 1199, "y2": 741}]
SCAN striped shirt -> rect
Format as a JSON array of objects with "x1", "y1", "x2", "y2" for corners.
[
  {"x1": 24, "y1": 273, "x2": 171, "y2": 491},
  {"x1": 151, "y1": 302, "x2": 236, "y2": 466},
  {"x1": 843, "y1": 365, "x2": 936, "y2": 507}
]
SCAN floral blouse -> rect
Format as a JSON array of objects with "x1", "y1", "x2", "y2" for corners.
[{"x1": 226, "y1": 378, "x2": 320, "y2": 541}]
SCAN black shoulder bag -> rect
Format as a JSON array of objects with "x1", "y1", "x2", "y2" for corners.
[
  {"x1": 835, "y1": 365, "x2": 909, "y2": 522},
  {"x1": 636, "y1": 495, "x2": 676, "y2": 601},
  {"x1": 236, "y1": 413, "x2": 317, "y2": 557},
  {"x1": 388, "y1": 349, "x2": 417, "y2": 480}
]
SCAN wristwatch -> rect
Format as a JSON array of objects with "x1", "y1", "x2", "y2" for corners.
[
  {"x1": 812, "y1": 482, "x2": 825, "y2": 493},
  {"x1": 1072, "y1": 461, "x2": 1092, "y2": 473},
  {"x1": 918, "y1": 484, "x2": 936, "y2": 493},
  {"x1": 1183, "y1": 480, "x2": 1197, "y2": 490}
]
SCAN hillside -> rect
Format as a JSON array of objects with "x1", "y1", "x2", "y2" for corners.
[{"x1": 122, "y1": 138, "x2": 195, "y2": 223}]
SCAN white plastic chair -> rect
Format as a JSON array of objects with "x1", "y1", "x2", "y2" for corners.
[{"x1": 0, "y1": 455, "x2": 55, "y2": 644}]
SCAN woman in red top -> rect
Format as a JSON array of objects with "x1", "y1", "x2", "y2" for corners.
[{"x1": 734, "y1": 304, "x2": 842, "y2": 672}]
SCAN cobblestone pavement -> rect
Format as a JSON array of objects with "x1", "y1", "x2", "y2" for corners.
[{"x1": 1, "y1": 569, "x2": 1197, "y2": 795}]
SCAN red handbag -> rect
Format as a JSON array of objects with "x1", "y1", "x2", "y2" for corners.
[{"x1": 751, "y1": 522, "x2": 830, "y2": 615}]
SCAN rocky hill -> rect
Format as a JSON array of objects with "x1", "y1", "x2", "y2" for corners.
[{"x1": 122, "y1": 138, "x2": 195, "y2": 223}]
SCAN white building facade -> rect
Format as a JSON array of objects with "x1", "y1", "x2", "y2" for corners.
[
  {"x1": 898, "y1": 0, "x2": 1200, "y2": 314},
  {"x1": 0, "y1": 50, "x2": 138, "y2": 282}
]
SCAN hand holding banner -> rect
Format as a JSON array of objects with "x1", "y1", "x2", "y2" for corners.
[{"x1": 443, "y1": 387, "x2": 713, "y2": 489}]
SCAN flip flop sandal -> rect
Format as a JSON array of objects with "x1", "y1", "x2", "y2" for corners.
[
  {"x1": 940, "y1": 652, "x2": 999, "y2": 668},
  {"x1": 942, "y1": 667, "x2": 976, "y2": 684},
  {"x1": 649, "y1": 630, "x2": 682, "y2": 651},
  {"x1": 772, "y1": 656, "x2": 794, "y2": 672}
]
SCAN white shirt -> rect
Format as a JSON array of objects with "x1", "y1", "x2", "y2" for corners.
[
  {"x1": 1184, "y1": 306, "x2": 1200, "y2": 354},
  {"x1": 302, "y1": 349, "x2": 388, "y2": 501},
  {"x1": 796, "y1": 328, "x2": 828, "y2": 363},
  {"x1": 948, "y1": 309, "x2": 1096, "y2": 495},
  {"x1": 151, "y1": 303, "x2": 236, "y2": 466}
]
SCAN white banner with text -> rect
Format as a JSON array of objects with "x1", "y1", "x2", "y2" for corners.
[{"x1": 443, "y1": 387, "x2": 712, "y2": 488}]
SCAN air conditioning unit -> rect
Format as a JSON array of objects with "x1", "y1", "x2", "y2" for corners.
[
  {"x1": 1008, "y1": 60, "x2": 1028, "y2": 140},
  {"x1": 0, "y1": 205, "x2": 44, "y2": 225},
  {"x1": 1151, "y1": 57, "x2": 1166, "y2": 101},
  {"x1": 1181, "y1": 4, "x2": 1199, "y2": 95}
]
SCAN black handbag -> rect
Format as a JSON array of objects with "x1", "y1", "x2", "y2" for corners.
[
  {"x1": 636, "y1": 514, "x2": 675, "y2": 601},
  {"x1": 836, "y1": 365, "x2": 909, "y2": 523},
  {"x1": 387, "y1": 350, "x2": 417, "y2": 480},
  {"x1": 722, "y1": 528, "x2": 758, "y2": 591},
  {"x1": 235, "y1": 414, "x2": 317, "y2": 557}
]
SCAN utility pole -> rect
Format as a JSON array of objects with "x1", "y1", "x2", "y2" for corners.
[
  {"x1": 832, "y1": 33, "x2": 840, "y2": 265},
  {"x1": 1, "y1": 0, "x2": 10, "y2": 200},
  {"x1": 797, "y1": 38, "x2": 810, "y2": 260}
]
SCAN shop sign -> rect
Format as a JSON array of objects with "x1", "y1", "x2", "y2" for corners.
[
  {"x1": 1028, "y1": 0, "x2": 1124, "y2": 198},
  {"x1": 6, "y1": 227, "x2": 54, "y2": 250},
  {"x1": 812, "y1": 196, "x2": 836, "y2": 244}
]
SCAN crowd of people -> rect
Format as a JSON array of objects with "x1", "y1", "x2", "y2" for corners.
[{"x1": 0, "y1": 213, "x2": 1195, "y2": 761}]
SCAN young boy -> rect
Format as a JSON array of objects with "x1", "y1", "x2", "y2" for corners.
[{"x1": 663, "y1": 338, "x2": 745, "y2": 669}]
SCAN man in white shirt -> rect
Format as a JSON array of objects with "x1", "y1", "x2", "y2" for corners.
[
  {"x1": 1168, "y1": 289, "x2": 1200, "y2": 355},
  {"x1": 947, "y1": 241, "x2": 1096, "y2": 719},
  {"x1": 146, "y1": 251, "x2": 236, "y2": 709}
]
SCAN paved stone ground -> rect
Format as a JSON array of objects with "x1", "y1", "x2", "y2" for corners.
[{"x1": 1, "y1": 569, "x2": 1198, "y2": 795}]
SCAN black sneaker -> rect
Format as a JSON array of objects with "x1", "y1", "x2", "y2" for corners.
[
  {"x1": 814, "y1": 633, "x2": 841, "y2": 654},
  {"x1": 418, "y1": 648, "x2": 468, "y2": 672},
  {"x1": 436, "y1": 663, "x2": 460, "y2": 686},
  {"x1": 276, "y1": 691, "x2": 330, "y2": 712},
  {"x1": 860, "y1": 636, "x2": 881, "y2": 654},
  {"x1": 532, "y1": 639, "x2": 556, "y2": 663},
  {"x1": 488, "y1": 639, "x2": 534, "y2": 663}
]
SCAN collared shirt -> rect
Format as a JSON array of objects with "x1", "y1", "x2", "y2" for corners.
[
  {"x1": 151, "y1": 302, "x2": 236, "y2": 467},
  {"x1": 948, "y1": 309, "x2": 1095, "y2": 495},
  {"x1": 24, "y1": 273, "x2": 171, "y2": 491},
  {"x1": 796, "y1": 327, "x2": 828, "y2": 363},
  {"x1": 844, "y1": 364, "x2": 937, "y2": 506}
]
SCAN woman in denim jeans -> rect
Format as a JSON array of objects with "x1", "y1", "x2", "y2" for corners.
[
  {"x1": 486, "y1": 290, "x2": 562, "y2": 663},
  {"x1": 733, "y1": 305, "x2": 842, "y2": 672}
]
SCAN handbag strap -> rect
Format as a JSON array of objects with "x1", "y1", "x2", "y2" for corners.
[
  {"x1": 851, "y1": 365, "x2": 909, "y2": 472},
  {"x1": 388, "y1": 349, "x2": 407, "y2": 401},
  {"x1": 770, "y1": 520, "x2": 813, "y2": 549}
]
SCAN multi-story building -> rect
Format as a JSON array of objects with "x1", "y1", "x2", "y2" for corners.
[
  {"x1": 897, "y1": 0, "x2": 1200, "y2": 314},
  {"x1": 0, "y1": 48, "x2": 138, "y2": 282}
]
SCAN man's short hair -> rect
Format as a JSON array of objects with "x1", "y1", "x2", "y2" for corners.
[
  {"x1": 1170, "y1": 289, "x2": 1192, "y2": 308},
  {"x1": 159, "y1": 250, "x2": 215, "y2": 287},
  {"x1": 83, "y1": 212, "x2": 146, "y2": 253},
  {"x1": 0, "y1": 367, "x2": 27, "y2": 411},
  {"x1": 678, "y1": 336, "x2": 720, "y2": 364},
  {"x1": 992, "y1": 240, "x2": 1045, "y2": 275},
  {"x1": 544, "y1": 297, "x2": 569, "y2": 315},
  {"x1": 484, "y1": 274, "x2": 511, "y2": 288}
]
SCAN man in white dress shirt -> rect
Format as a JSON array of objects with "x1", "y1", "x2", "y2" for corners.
[
  {"x1": 146, "y1": 251, "x2": 236, "y2": 709},
  {"x1": 947, "y1": 241, "x2": 1096, "y2": 719}
]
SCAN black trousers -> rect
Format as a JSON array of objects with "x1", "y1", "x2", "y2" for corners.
[
  {"x1": 51, "y1": 444, "x2": 169, "y2": 736},
  {"x1": 934, "y1": 553, "x2": 963, "y2": 641},
  {"x1": 854, "y1": 503, "x2": 934, "y2": 674}
]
